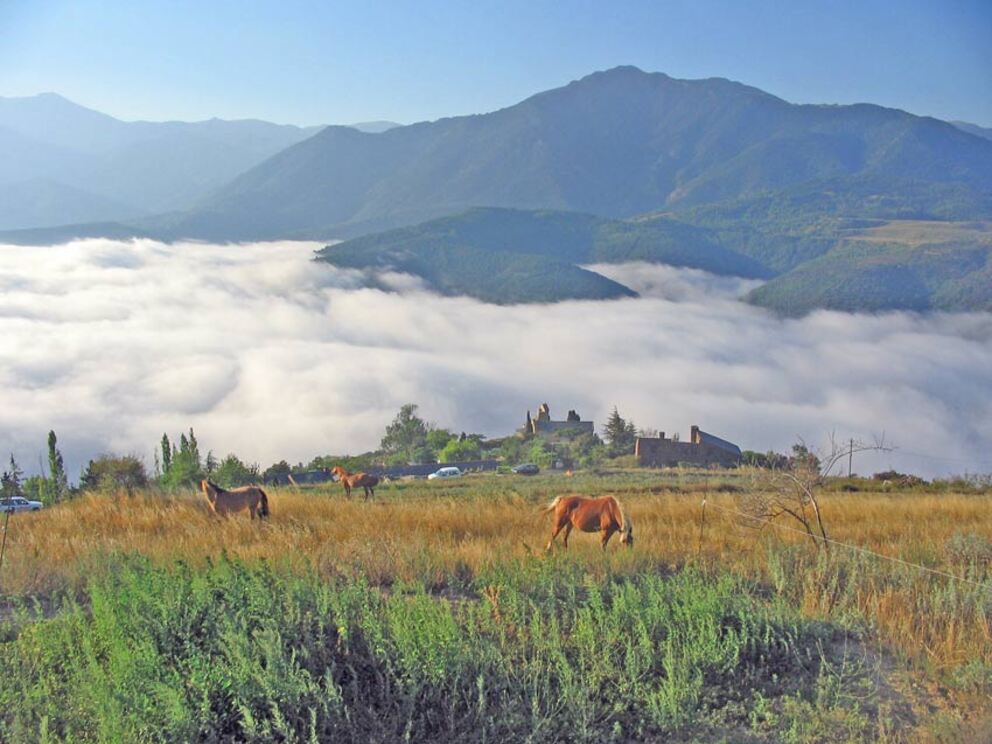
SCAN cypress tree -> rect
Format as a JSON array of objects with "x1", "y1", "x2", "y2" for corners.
[
  {"x1": 188, "y1": 429, "x2": 201, "y2": 470},
  {"x1": 47, "y1": 430, "x2": 69, "y2": 502},
  {"x1": 160, "y1": 434, "x2": 172, "y2": 475},
  {"x1": 601, "y1": 406, "x2": 638, "y2": 457}
]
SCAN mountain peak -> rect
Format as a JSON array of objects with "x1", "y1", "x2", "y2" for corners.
[
  {"x1": 549, "y1": 65, "x2": 784, "y2": 108},
  {"x1": 34, "y1": 92, "x2": 73, "y2": 102},
  {"x1": 584, "y1": 64, "x2": 652, "y2": 79},
  {"x1": 569, "y1": 65, "x2": 664, "y2": 88}
]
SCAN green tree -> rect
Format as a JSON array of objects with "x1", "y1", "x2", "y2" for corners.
[
  {"x1": 789, "y1": 444, "x2": 821, "y2": 472},
  {"x1": 262, "y1": 460, "x2": 292, "y2": 483},
  {"x1": 1, "y1": 454, "x2": 24, "y2": 498},
  {"x1": 426, "y1": 428, "x2": 455, "y2": 453},
  {"x1": 438, "y1": 438, "x2": 481, "y2": 463},
  {"x1": 187, "y1": 429, "x2": 201, "y2": 467},
  {"x1": 601, "y1": 406, "x2": 638, "y2": 457},
  {"x1": 380, "y1": 404, "x2": 432, "y2": 465},
  {"x1": 308, "y1": 453, "x2": 379, "y2": 473},
  {"x1": 80, "y1": 455, "x2": 148, "y2": 494},
  {"x1": 560, "y1": 431, "x2": 605, "y2": 468},
  {"x1": 498, "y1": 436, "x2": 528, "y2": 465},
  {"x1": 213, "y1": 454, "x2": 259, "y2": 487},
  {"x1": 161, "y1": 429, "x2": 204, "y2": 488},
  {"x1": 527, "y1": 439, "x2": 558, "y2": 469},
  {"x1": 160, "y1": 434, "x2": 172, "y2": 475},
  {"x1": 47, "y1": 430, "x2": 69, "y2": 502},
  {"x1": 22, "y1": 475, "x2": 49, "y2": 503}
]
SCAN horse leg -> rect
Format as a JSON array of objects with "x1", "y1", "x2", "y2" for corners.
[
  {"x1": 561, "y1": 522, "x2": 573, "y2": 549},
  {"x1": 601, "y1": 528, "x2": 615, "y2": 551},
  {"x1": 369, "y1": 485, "x2": 375, "y2": 499},
  {"x1": 546, "y1": 518, "x2": 567, "y2": 551}
]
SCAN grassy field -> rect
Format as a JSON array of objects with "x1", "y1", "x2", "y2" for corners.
[
  {"x1": 1, "y1": 469, "x2": 990, "y2": 742},
  {"x1": 845, "y1": 220, "x2": 992, "y2": 247}
]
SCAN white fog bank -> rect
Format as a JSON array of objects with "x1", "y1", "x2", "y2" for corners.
[{"x1": 1, "y1": 240, "x2": 991, "y2": 480}]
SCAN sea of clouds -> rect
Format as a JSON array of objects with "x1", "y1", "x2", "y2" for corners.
[{"x1": 1, "y1": 238, "x2": 991, "y2": 480}]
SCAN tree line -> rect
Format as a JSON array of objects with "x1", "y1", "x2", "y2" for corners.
[
  {"x1": 1, "y1": 403, "x2": 695, "y2": 501},
  {"x1": 1, "y1": 431, "x2": 71, "y2": 504}
]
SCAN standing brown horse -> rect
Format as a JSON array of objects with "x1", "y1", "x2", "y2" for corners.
[
  {"x1": 200, "y1": 480, "x2": 270, "y2": 520},
  {"x1": 331, "y1": 466, "x2": 379, "y2": 499},
  {"x1": 543, "y1": 495, "x2": 633, "y2": 551}
]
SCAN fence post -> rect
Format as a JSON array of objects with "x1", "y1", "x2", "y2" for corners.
[{"x1": 0, "y1": 508, "x2": 11, "y2": 592}]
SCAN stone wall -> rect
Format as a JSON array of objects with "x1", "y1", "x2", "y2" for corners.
[
  {"x1": 635, "y1": 430, "x2": 741, "y2": 468},
  {"x1": 533, "y1": 420, "x2": 595, "y2": 436}
]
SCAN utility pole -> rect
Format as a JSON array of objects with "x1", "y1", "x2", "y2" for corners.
[{"x1": 848, "y1": 438, "x2": 854, "y2": 478}]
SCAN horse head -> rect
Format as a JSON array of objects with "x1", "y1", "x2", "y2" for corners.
[
  {"x1": 200, "y1": 479, "x2": 218, "y2": 503},
  {"x1": 616, "y1": 502, "x2": 634, "y2": 548}
]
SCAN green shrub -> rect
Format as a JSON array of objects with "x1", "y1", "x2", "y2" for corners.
[{"x1": 0, "y1": 557, "x2": 854, "y2": 743}]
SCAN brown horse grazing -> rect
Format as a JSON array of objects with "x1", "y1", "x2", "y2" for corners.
[
  {"x1": 543, "y1": 495, "x2": 633, "y2": 551},
  {"x1": 331, "y1": 466, "x2": 379, "y2": 499},
  {"x1": 200, "y1": 480, "x2": 270, "y2": 520}
]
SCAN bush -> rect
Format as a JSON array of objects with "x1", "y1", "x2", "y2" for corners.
[
  {"x1": 0, "y1": 557, "x2": 837, "y2": 743},
  {"x1": 79, "y1": 455, "x2": 148, "y2": 494},
  {"x1": 438, "y1": 438, "x2": 481, "y2": 463},
  {"x1": 497, "y1": 436, "x2": 527, "y2": 465},
  {"x1": 872, "y1": 470, "x2": 927, "y2": 488},
  {"x1": 742, "y1": 450, "x2": 790, "y2": 469},
  {"x1": 945, "y1": 532, "x2": 992, "y2": 568},
  {"x1": 211, "y1": 454, "x2": 259, "y2": 487}
]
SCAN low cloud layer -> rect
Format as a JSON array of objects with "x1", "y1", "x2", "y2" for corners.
[{"x1": 1, "y1": 240, "x2": 991, "y2": 480}]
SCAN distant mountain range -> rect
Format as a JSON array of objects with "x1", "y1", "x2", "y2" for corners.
[
  {"x1": 348, "y1": 121, "x2": 402, "y2": 134},
  {"x1": 952, "y1": 121, "x2": 992, "y2": 142},
  {"x1": 0, "y1": 92, "x2": 326, "y2": 230},
  {"x1": 155, "y1": 66, "x2": 992, "y2": 242},
  {"x1": 3, "y1": 68, "x2": 992, "y2": 313}
]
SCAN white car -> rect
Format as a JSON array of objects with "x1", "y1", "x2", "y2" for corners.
[
  {"x1": 0, "y1": 496, "x2": 43, "y2": 513},
  {"x1": 427, "y1": 466, "x2": 463, "y2": 480}
]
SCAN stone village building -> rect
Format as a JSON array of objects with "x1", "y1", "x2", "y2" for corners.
[
  {"x1": 635, "y1": 426, "x2": 742, "y2": 468},
  {"x1": 519, "y1": 403, "x2": 741, "y2": 469},
  {"x1": 520, "y1": 403, "x2": 595, "y2": 437}
]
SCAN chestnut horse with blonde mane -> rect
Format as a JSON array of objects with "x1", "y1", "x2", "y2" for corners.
[
  {"x1": 543, "y1": 495, "x2": 633, "y2": 551},
  {"x1": 331, "y1": 466, "x2": 379, "y2": 499},
  {"x1": 200, "y1": 480, "x2": 270, "y2": 520}
]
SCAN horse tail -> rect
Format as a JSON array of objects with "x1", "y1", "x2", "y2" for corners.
[
  {"x1": 542, "y1": 496, "x2": 562, "y2": 516},
  {"x1": 612, "y1": 496, "x2": 632, "y2": 535},
  {"x1": 258, "y1": 488, "x2": 270, "y2": 518}
]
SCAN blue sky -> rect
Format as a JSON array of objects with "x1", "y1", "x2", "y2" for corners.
[{"x1": 1, "y1": 0, "x2": 990, "y2": 126}]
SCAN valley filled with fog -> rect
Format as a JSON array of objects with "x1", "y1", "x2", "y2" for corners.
[{"x1": 1, "y1": 239, "x2": 990, "y2": 479}]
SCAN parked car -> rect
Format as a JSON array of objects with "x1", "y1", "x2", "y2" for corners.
[
  {"x1": 427, "y1": 466, "x2": 463, "y2": 480},
  {"x1": 511, "y1": 463, "x2": 540, "y2": 476},
  {"x1": 0, "y1": 496, "x2": 43, "y2": 513}
]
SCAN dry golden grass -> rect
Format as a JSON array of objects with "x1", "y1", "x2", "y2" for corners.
[{"x1": 3, "y1": 472, "x2": 990, "y2": 677}]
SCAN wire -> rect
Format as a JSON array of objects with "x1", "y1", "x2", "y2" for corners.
[{"x1": 700, "y1": 498, "x2": 992, "y2": 591}]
